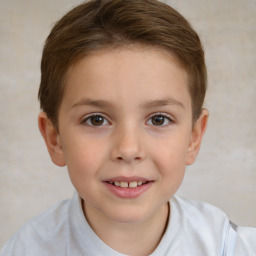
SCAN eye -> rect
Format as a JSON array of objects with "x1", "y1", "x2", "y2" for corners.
[
  {"x1": 82, "y1": 114, "x2": 110, "y2": 126},
  {"x1": 146, "y1": 114, "x2": 173, "y2": 126}
]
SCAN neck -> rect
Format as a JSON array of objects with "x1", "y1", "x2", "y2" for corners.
[{"x1": 82, "y1": 201, "x2": 170, "y2": 256}]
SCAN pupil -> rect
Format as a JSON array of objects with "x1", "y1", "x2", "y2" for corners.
[
  {"x1": 153, "y1": 116, "x2": 164, "y2": 125},
  {"x1": 91, "y1": 116, "x2": 104, "y2": 126}
]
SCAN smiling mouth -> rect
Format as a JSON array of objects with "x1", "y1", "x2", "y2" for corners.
[
  {"x1": 104, "y1": 178, "x2": 153, "y2": 198},
  {"x1": 106, "y1": 181, "x2": 149, "y2": 188}
]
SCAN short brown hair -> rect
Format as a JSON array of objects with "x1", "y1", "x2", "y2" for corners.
[{"x1": 38, "y1": 0, "x2": 207, "y2": 128}]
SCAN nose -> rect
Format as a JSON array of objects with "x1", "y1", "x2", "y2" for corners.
[{"x1": 110, "y1": 125, "x2": 146, "y2": 163}]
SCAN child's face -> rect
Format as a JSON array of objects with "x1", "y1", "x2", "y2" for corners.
[{"x1": 40, "y1": 46, "x2": 207, "y2": 225}]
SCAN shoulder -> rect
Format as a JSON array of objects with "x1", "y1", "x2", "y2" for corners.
[
  {"x1": 229, "y1": 223, "x2": 256, "y2": 255},
  {"x1": 171, "y1": 196, "x2": 256, "y2": 255},
  {"x1": 172, "y1": 196, "x2": 229, "y2": 230},
  {"x1": 171, "y1": 196, "x2": 229, "y2": 250},
  {"x1": 0, "y1": 197, "x2": 73, "y2": 256}
]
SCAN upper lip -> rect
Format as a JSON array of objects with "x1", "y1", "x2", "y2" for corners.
[{"x1": 103, "y1": 176, "x2": 152, "y2": 183}]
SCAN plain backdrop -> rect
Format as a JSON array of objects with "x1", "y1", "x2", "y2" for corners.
[{"x1": 0, "y1": 0, "x2": 256, "y2": 248}]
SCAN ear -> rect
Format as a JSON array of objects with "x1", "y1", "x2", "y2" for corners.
[
  {"x1": 38, "y1": 112, "x2": 66, "y2": 167},
  {"x1": 186, "y1": 109, "x2": 209, "y2": 165}
]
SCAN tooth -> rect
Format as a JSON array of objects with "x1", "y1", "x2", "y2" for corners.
[
  {"x1": 120, "y1": 181, "x2": 128, "y2": 188},
  {"x1": 114, "y1": 181, "x2": 120, "y2": 186},
  {"x1": 129, "y1": 181, "x2": 138, "y2": 188},
  {"x1": 138, "y1": 181, "x2": 143, "y2": 186}
]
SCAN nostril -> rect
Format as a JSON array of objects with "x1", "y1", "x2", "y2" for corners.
[
  {"x1": 116, "y1": 156, "x2": 142, "y2": 161},
  {"x1": 111, "y1": 143, "x2": 145, "y2": 162}
]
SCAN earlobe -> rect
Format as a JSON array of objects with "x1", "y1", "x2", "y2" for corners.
[
  {"x1": 186, "y1": 109, "x2": 209, "y2": 165},
  {"x1": 38, "y1": 112, "x2": 66, "y2": 167}
]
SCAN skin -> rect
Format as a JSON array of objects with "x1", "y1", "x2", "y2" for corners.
[{"x1": 39, "y1": 46, "x2": 208, "y2": 255}]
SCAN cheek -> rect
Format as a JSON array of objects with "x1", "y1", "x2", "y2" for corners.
[
  {"x1": 151, "y1": 134, "x2": 190, "y2": 167},
  {"x1": 64, "y1": 141, "x2": 108, "y2": 199},
  {"x1": 155, "y1": 148, "x2": 186, "y2": 197},
  {"x1": 62, "y1": 136, "x2": 107, "y2": 178},
  {"x1": 155, "y1": 148, "x2": 186, "y2": 180},
  {"x1": 150, "y1": 133, "x2": 190, "y2": 184}
]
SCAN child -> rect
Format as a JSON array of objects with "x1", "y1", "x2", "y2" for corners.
[{"x1": 1, "y1": 0, "x2": 255, "y2": 255}]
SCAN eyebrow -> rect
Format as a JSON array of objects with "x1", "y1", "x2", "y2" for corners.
[
  {"x1": 142, "y1": 98, "x2": 185, "y2": 109},
  {"x1": 72, "y1": 98, "x2": 113, "y2": 108},
  {"x1": 71, "y1": 97, "x2": 185, "y2": 109}
]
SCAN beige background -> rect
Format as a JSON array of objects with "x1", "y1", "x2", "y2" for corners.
[{"x1": 0, "y1": 0, "x2": 255, "y2": 248}]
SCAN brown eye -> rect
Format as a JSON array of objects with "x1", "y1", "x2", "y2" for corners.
[
  {"x1": 91, "y1": 116, "x2": 104, "y2": 126},
  {"x1": 152, "y1": 115, "x2": 165, "y2": 126},
  {"x1": 84, "y1": 115, "x2": 108, "y2": 126},
  {"x1": 147, "y1": 114, "x2": 172, "y2": 126}
]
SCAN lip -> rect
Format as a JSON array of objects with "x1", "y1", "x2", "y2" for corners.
[
  {"x1": 103, "y1": 176, "x2": 153, "y2": 199},
  {"x1": 104, "y1": 176, "x2": 150, "y2": 183}
]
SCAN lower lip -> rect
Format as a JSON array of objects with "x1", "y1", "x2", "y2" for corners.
[{"x1": 104, "y1": 182, "x2": 153, "y2": 199}]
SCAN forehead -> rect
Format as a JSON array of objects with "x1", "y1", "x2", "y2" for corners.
[
  {"x1": 66, "y1": 44, "x2": 187, "y2": 80},
  {"x1": 62, "y1": 45, "x2": 191, "y2": 110}
]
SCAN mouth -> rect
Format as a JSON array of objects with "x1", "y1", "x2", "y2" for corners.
[
  {"x1": 103, "y1": 177, "x2": 153, "y2": 198},
  {"x1": 106, "y1": 180, "x2": 149, "y2": 188}
]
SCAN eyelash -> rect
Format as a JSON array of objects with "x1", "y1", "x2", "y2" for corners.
[
  {"x1": 81, "y1": 113, "x2": 174, "y2": 127},
  {"x1": 146, "y1": 113, "x2": 174, "y2": 126},
  {"x1": 81, "y1": 113, "x2": 110, "y2": 127}
]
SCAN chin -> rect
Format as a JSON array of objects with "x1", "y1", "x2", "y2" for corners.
[{"x1": 106, "y1": 204, "x2": 153, "y2": 224}]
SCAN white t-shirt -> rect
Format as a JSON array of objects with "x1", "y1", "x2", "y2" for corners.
[{"x1": 1, "y1": 192, "x2": 255, "y2": 256}]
